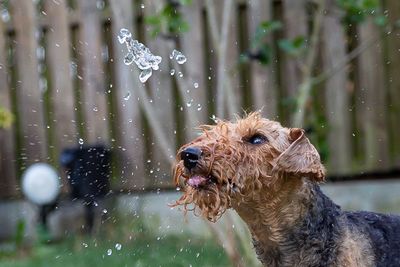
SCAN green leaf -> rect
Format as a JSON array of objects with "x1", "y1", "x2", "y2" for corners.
[
  {"x1": 374, "y1": 15, "x2": 387, "y2": 26},
  {"x1": 179, "y1": 0, "x2": 192, "y2": 5}
]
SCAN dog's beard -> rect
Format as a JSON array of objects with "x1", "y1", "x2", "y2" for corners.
[{"x1": 172, "y1": 165, "x2": 231, "y2": 222}]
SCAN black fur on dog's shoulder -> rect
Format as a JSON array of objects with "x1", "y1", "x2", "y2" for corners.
[{"x1": 345, "y1": 210, "x2": 400, "y2": 267}]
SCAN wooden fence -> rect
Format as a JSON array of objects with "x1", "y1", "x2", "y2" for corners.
[{"x1": 0, "y1": 0, "x2": 400, "y2": 198}]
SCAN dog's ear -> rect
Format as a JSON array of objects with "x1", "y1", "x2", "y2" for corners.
[{"x1": 273, "y1": 128, "x2": 325, "y2": 182}]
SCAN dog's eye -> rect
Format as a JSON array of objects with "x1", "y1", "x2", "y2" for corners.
[{"x1": 246, "y1": 134, "x2": 268, "y2": 145}]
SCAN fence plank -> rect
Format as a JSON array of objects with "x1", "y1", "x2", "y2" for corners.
[
  {"x1": 248, "y1": 0, "x2": 277, "y2": 119},
  {"x1": 321, "y1": 1, "x2": 352, "y2": 174},
  {"x1": 282, "y1": 0, "x2": 307, "y2": 123},
  {"x1": 218, "y1": 0, "x2": 241, "y2": 118},
  {"x1": 385, "y1": 0, "x2": 400, "y2": 167},
  {"x1": 144, "y1": 0, "x2": 176, "y2": 187},
  {"x1": 77, "y1": 0, "x2": 109, "y2": 144},
  {"x1": 109, "y1": 0, "x2": 146, "y2": 189},
  {"x1": 0, "y1": 21, "x2": 17, "y2": 198},
  {"x1": 357, "y1": 19, "x2": 390, "y2": 171},
  {"x1": 10, "y1": 0, "x2": 47, "y2": 167},
  {"x1": 181, "y1": 0, "x2": 208, "y2": 136},
  {"x1": 44, "y1": 0, "x2": 77, "y2": 160}
]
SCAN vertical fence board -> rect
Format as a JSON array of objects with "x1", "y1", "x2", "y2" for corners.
[
  {"x1": 282, "y1": 0, "x2": 307, "y2": 123},
  {"x1": 357, "y1": 19, "x2": 390, "y2": 171},
  {"x1": 220, "y1": 0, "x2": 241, "y2": 118},
  {"x1": 10, "y1": 0, "x2": 47, "y2": 167},
  {"x1": 385, "y1": 0, "x2": 400, "y2": 167},
  {"x1": 44, "y1": 0, "x2": 76, "y2": 159},
  {"x1": 0, "y1": 21, "x2": 17, "y2": 198},
  {"x1": 181, "y1": 0, "x2": 208, "y2": 137},
  {"x1": 144, "y1": 0, "x2": 176, "y2": 187},
  {"x1": 248, "y1": 0, "x2": 277, "y2": 119},
  {"x1": 321, "y1": 1, "x2": 352, "y2": 174},
  {"x1": 77, "y1": 0, "x2": 109, "y2": 144},
  {"x1": 109, "y1": 0, "x2": 145, "y2": 189}
]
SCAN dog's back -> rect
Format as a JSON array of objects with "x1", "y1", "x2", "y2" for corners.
[{"x1": 345, "y1": 211, "x2": 400, "y2": 267}]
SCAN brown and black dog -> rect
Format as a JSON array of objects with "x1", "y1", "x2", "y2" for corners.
[{"x1": 173, "y1": 112, "x2": 400, "y2": 267}]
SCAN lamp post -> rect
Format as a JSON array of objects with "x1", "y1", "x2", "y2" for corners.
[{"x1": 21, "y1": 163, "x2": 60, "y2": 229}]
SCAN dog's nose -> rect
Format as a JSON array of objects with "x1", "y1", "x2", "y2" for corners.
[{"x1": 180, "y1": 147, "x2": 202, "y2": 170}]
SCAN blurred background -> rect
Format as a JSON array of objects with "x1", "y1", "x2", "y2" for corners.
[{"x1": 0, "y1": 0, "x2": 399, "y2": 266}]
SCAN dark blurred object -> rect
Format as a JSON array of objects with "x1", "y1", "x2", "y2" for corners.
[{"x1": 60, "y1": 145, "x2": 111, "y2": 233}]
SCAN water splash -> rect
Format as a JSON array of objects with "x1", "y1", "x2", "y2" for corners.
[{"x1": 118, "y1": 28, "x2": 162, "y2": 83}]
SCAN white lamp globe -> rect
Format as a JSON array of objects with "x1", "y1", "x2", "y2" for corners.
[{"x1": 22, "y1": 163, "x2": 60, "y2": 205}]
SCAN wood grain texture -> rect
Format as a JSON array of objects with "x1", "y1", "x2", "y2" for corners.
[
  {"x1": 0, "y1": 20, "x2": 17, "y2": 198},
  {"x1": 109, "y1": 0, "x2": 146, "y2": 189},
  {"x1": 321, "y1": 0, "x2": 352, "y2": 174},
  {"x1": 77, "y1": 0, "x2": 109, "y2": 144},
  {"x1": 248, "y1": 0, "x2": 278, "y2": 119},
  {"x1": 10, "y1": 0, "x2": 47, "y2": 167},
  {"x1": 357, "y1": 19, "x2": 389, "y2": 171}
]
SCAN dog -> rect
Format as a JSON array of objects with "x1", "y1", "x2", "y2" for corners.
[{"x1": 172, "y1": 112, "x2": 400, "y2": 267}]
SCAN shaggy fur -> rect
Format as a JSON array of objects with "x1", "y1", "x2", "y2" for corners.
[{"x1": 172, "y1": 112, "x2": 400, "y2": 267}]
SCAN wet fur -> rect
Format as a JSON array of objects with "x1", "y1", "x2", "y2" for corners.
[{"x1": 172, "y1": 112, "x2": 400, "y2": 266}]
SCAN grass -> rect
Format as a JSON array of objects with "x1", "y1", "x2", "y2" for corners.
[
  {"x1": 0, "y1": 234, "x2": 231, "y2": 267},
  {"x1": 0, "y1": 214, "x2": 232, "y2": 267}
]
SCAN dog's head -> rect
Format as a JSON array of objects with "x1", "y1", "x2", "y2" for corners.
[{"x1": 172, "y1": 112, "x2": 325, "y2": 221}]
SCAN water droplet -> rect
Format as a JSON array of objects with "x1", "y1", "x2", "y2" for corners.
[
  {"x1": 82, "y1": 243, "x2": 88, "y2": 248},
  {"x1": 176, "y1": 54, "x2": 187, "y2": 64},
  {"x1": 93, "y1": 106, "x2": 98, "y2": 112},
  {"x1": 193, "y1": 82, "x2": 199, "y2": 88},
  {"x1": 78, "y1": 138, "x2": 84, "y2": 145},
  {"x1": 178, "y1": 72, "x2": 183, "y2": 78},
  {"x1": 140, "y1": 3, "x2": 145, "y2": 9},
  {"x1": 170, "y1": 49, "x2": 187, "y2": 64},
  {"x1": 102, "y1": 209, "x2": 108, "y2": 214},
  {"x1": 115, "y1": 243, "x2": 122, "y2": 250},
  {"x1": 197, "y1": 104, "x2": 202, "y2": 111},
  {"x1": 107, "y1": 249, "x2": 112, "y2": 256},
  {"x1": 124, "y1": 92, "x2": 131, "y2": 100},
  {"x1": 186, "y1": 100, "x2": 193, "y2": 107},
  {"x1": 170, "y1": 69, "x2": 175, "y2": 76},
  {"x1": 139, "y1": 69, "x2": 152, "y2": 83}
]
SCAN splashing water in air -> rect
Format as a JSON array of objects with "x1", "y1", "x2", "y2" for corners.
[
  {"x1": 170, "y1": 49, "x2": 187, "y2": 64},
  {"x1": 118, "y1": 28, "x2": 162, "y2": 83}
]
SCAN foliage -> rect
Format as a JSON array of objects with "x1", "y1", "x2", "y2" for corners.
[
  {"x1": 0, "y1": 106, "x2": 13, "y2": 129},
  {"x1": 145, "y1": 0, "x2": 191, "y2": 38},
  {"x1": 240, "y1": 20, "x2": 282, "y2": 65},
  {"x1": 278, "y1": 36, "x2": 307, "y2": 57},
  {"x1": 337, "y1": 0, "x2": 387, "y2": 26},
  {"x1": 242, "y1": 20, "x2": 306, "y2": 65}
]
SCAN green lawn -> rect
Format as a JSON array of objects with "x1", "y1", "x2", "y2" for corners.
[{"x1": 0, "y1": 234, "x2": 231, "y2": 267}]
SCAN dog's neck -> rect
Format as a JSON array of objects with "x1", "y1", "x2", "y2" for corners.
[{"x1": 233, "y1": 178, "x2": 342, "y2": 266}]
